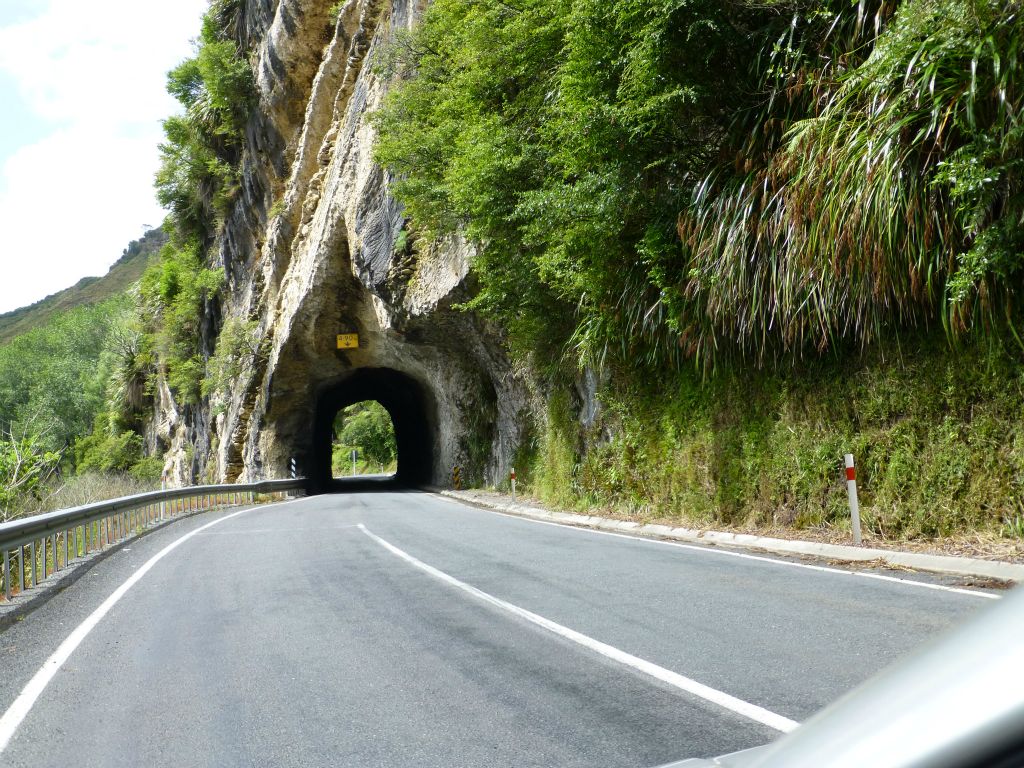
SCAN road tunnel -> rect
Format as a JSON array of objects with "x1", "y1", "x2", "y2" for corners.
[{"x1": 311, "y1": 367, "x2": 436, "y2": 492}]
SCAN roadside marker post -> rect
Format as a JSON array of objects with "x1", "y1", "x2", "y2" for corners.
[
  {"x1": 510, "y1": 468, "x2": 517, "y2": 501},
  {"x1": 845, "y1": 454, "x2": 862, "y2": 546}
]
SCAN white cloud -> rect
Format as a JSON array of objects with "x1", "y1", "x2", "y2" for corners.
[{"x1": 0, "y1": 0, "x2": 210, "y2": 313}]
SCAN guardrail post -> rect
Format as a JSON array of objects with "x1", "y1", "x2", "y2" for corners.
[{"x1": 3, "y1": 548, "x2": 9, "y2": 601}]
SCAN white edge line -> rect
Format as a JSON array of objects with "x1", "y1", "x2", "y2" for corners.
[
  {"x1": 0, "y1": 496, "x2": 305, "y2": 755},
  {"x1": 433, "y1": 495, "x2": 1001, "y2": 601},
  {"x1": 358, "y1": 523, "x2": 799, "y2": 734}
]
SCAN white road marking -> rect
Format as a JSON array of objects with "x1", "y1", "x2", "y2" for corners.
[
  {"x1": 197, "y1": 524, "x2": 362, "y2": 535},
  {"x1": 434, "y1": 496, "x2": 1001, "y2": 600},
  {"x1": 358, "y1": 524, "x2": 799, "y2": 734},
  {"x1": 0, "y1": 498, "x2": 303, "y2": 755}
]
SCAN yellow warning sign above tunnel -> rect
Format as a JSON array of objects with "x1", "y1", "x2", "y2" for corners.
[{"x1": 337, "y1": 333, "x2": 360, "y2": 350}]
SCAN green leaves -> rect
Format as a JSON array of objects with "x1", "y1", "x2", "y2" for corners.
[
  {"x1": 0, "y1": 295, "x2": 157, "y2": 506},
  {"x1": 376, "y1": 0, "x2": 1023, "y2": 370},
  {"x1": 202, "y1": 318, "x2": 267, "y2": 403},
  {"x1": 334, "y1": 402, "x2": 397, "y2": 470},
  {"x1": 375, "y1": 0, "x2": 757, "y2": 369},
  {"x1": 0, "y1": 428, "x2": 62, "y2": 520},
  {"x1": 0, "y1": 299, "x2": 131, "y2": 453},
  {"x1": 678, "y1": 0, "x2": 1024, "y2": 362},
  {"x1": 157, "y1": 5, "x2": 253, "y2": 243},
  {"x1": 139, "y1": 242, "x2": 225, "y2": 405}
]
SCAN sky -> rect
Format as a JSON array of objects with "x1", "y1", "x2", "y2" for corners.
[{"x1": 0, "y1": 0, "x2": 209, "y2": 314}]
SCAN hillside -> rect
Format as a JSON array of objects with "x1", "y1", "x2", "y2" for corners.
[{"x1": 0, "y1": 228, "x2": 167, "y2": 346}]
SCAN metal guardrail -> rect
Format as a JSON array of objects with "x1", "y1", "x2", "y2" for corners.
[{"x1": 0, "y1": 478, "x2": 306, "y2": 603}]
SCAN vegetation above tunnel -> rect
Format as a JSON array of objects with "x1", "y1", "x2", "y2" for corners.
[
  {"x1": 144, "y1": 0, "x2": 251, "y2": 405},
  {"x1": 375, "y1": 0, "x2": 1024, "y2": 370}
]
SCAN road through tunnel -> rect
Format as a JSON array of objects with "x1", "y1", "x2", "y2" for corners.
[{"x1": 311, "y1": 368, "x2": 436, "y2": 492}]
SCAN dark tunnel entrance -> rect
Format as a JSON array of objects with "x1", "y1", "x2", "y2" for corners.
[{"x1": 311, "y1": 368, "x2": 436, "y2": 492}]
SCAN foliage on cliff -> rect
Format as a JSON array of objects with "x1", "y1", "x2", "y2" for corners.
[
  {"x1": 156, "y1": 2, "x2": 254, "y2": 242},
  {"x1": 139, "y1": 242, "x2": 224, "y2": 404},
  {"x1": 375, "y1": 0, "x2": 1024, "y2": 370},
  {"x1": 374, "y1": 0, "x2": 1024, "y2": 539},
  {"x1": 146, "y1": 0, "x2": 249, "y2": 404}
]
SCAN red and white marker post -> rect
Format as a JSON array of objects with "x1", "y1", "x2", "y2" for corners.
[
  {"x1": 510, "y1": 467, "x2": 517, "y2": 501},
  {"x1": 845, "y1": 454, "x2": 862, "y2": 545}
]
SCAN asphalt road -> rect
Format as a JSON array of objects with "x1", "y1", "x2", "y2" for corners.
[{"x1": 0, "y1": 491, "x2": 995, "y2": 767}]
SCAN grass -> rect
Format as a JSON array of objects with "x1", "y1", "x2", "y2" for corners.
[
  {"x1": 521, "y1": 332, "x2": 1024, "y2": 543},
  {"x1": 9, "y1": 472, "x2": 161, "y2": 521},
  {"x1": 332, "y1": 444, "x2": 397, "y2": 477}
]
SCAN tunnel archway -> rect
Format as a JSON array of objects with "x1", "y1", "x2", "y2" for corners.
[{"x1": 311, "y1": 368, "x2": 436, "y2": 492}]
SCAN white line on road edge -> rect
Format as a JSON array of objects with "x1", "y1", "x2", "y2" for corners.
[
  {"x1": 436, "y1": 496, "x2": 1000, "y2": 601},
  {"x1": 358, "y1": 524, "x2": 799, "y2": 734},
  {"x1": 0, "y1": 498, "x2": 301, "y2": 755}
]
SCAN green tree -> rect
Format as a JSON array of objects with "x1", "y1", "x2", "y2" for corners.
[
  {"x1": 0, "y1": 426, "x2": 62, "y2": 522},
  {"x1": 0, "y1": 298, "x2": 130, "y2": 452},
  {"x1": 335, "y1": 401, "x2": 397, "y2": 468}
]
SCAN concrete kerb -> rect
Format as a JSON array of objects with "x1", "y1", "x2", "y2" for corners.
[{"x1": 438, "y1": 490, "x2": 1024, "y2": 584}]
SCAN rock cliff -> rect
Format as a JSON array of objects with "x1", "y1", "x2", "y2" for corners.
[{"x1": 156, "y1": 0, "x2": 536, "y2": 488}]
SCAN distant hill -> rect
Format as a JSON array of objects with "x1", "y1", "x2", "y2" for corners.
[{"x1": 0, "y1": 228, "x2": 167, "y2": 346}]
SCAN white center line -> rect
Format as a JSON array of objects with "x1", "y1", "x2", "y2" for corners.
[
  {"x1": 197, "y1": 524, "x2": 362, "y2": 535},
  {"x1": 358, "y1": 523, "x2": 799, "y2": 734}
]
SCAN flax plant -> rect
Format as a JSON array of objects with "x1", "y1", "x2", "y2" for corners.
[{"x1": 678, "y1": 0, "x2": 1023, "y2": 366}]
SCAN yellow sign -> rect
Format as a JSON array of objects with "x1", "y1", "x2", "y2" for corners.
[{"x1": 336, "y1": 333, "x2": 360, "y2": 350}]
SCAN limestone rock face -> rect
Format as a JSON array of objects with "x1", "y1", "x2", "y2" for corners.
[{"x1": 159, "y1": 0, "x2": 534, "y2": 488}]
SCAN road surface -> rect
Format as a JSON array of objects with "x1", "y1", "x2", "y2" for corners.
[{"x1": 0, "y1": 491, "x2": 994, "y2": 767}]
